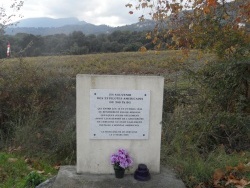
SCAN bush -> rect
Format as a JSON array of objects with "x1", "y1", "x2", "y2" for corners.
[
  {"x1": 0, "y1": 59, "x2": 76, "y2": 163},
  {"x1": 162, "y1": 105, "x2": 250, "y2": 187},
  {"x1": 164, "y1": 105, "x2": 250, "y2": 156},
  {"x1": 24, "y1": 171, "x2": 45, "y2": 188},
  {"x1": 196, "y1": 58, "x2": 250, "y2": 113}
]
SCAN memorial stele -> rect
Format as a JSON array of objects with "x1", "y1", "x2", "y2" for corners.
[{"x1": 77, "y1": 74, "x2": 164, "y2": 174}]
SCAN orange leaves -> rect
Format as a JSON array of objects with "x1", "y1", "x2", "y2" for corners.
[
  {"x1": 213, "y1": 163, "x2": 250, "y2": 188},
  {"x1": 203, "y1": 0, "x2": 217, "y2": 14},
  {"x1": 213, "y1": 168, "x2": 224, "y2": 186},
  {"x1": 236, "y1": 163, "x2": 246, "y2": 172},
  {"x1": 239, "y1": 2, "x2": 250, "y2": 22},
  {"x1": 235, "y1": 17, "x2": 242, "y2": 23},
  {"x1": 203, "y1": 6, "x2": 211, "y2": 14},
  {"x1": 226, "y1": 177, "x2": 250, "y2": 188},
  {"x1": 206, "y1": 0, "x2": 217, "y2": 8}
]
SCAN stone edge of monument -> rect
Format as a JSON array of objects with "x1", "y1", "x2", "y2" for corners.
[
  {"x1": 76, "y1": 74, "x2": 165, "y2": 174},
  {"x1": 50, "y1": 165, "x2": 186, "y2": 188}
]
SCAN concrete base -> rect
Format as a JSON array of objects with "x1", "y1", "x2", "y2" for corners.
[{"x1": 51, "y1": 166, "x2": 186, "y2": 188}]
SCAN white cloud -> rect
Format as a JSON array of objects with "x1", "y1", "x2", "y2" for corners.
[
  {"x1": 4, "y1": 0, "x2": 144, "y2": 27},
  {"x1": 2, "y1": 0, "x2": 238, "y2": 26}
]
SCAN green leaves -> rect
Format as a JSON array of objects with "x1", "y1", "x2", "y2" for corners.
[{"x1": 24, "y1": 171, "x2": 45, "y2": 187}]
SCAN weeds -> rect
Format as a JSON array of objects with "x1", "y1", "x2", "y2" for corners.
[
  {"x1": 161, "y1": 97, "x2": 249, "y2": 187},
  {"x1": 24, "y1": 171, "x2": 45, "y2": 188},
  {"x1": 0, "y1": 51, "x2": 249, "y2": 187},
  {"x1": 0, "y1": 152, "x2": 56, "y2": 187}
]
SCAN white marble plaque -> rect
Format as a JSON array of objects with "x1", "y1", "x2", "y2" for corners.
[{"x1": 90, "y1": 89, "x2": 150, "y2": 139}]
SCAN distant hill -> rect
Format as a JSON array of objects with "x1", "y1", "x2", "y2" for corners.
[
  {"x1": 5, "y1": 17, "x2": 156, "y2": 36},
  {"x1": 12, "y1": 17, "x2": 87, "y2": 28}
]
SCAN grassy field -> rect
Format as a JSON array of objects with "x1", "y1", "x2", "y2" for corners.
[
  {"x1": 0, "y1": 152, "x2": 57, "y2": 188},
  {"x1": 0, "y1": 50, "x2": 249, "y2": 187}
]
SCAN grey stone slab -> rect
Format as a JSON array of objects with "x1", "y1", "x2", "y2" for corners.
[
  {"x1": 52, "y1": 166, "x2": 186, "y2": 188},
  {"x1": 36, "y1": 176, "x2": 56, "y2": 188}
]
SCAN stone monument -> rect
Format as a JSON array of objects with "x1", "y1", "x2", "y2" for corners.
[{"x1": 76, "y1": 74, "x2": 164, "y2": 174}]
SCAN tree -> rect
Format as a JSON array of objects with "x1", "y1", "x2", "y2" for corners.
[
  {"x1": 43, "y1": 34, "x2": 68, "y2": 55},
  {"x1": 128, "y1": 0, "x2": 250, "y2": 112},
  {"x1": 128, "y1": 0, "x2": 249, "y2": 50},
  {"x1": 128, "y1": 3, "x2": 249, "y2": 186},
  {"x1": 0, "y1": 0, "x2": 24, "y2": 58},
  {"x1": 0, "y1": 0, "x2": 24, "y2": 33}
]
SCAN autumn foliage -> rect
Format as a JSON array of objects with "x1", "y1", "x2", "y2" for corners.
[
  {"x1": 212, "y1": 163, "x2": 250, "y2": 188},
  {"x1": 127, "y1": 0, "x2": 250, "y2": 52},
  {"x1": 128, "y1": 0, "x2": 250, "y2": 112},
  {"x1": 128, "y1": 0, "x2": 250, "y2": 187}
]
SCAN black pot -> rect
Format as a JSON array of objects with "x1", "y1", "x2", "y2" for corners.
[{"x1": 114, "y1": 167, "x2": 125, "y2": 178}]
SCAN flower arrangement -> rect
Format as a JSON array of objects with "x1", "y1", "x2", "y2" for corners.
[{"x1": 110, "y1": 148, "x2": 133, "y2": 170}]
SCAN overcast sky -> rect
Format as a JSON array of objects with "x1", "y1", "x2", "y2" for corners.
[{"x1": 3, "y1": 0, "x2": 147, "y2": 27}]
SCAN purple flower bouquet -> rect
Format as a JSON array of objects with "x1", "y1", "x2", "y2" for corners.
[{"x1": 110, "y1": 148, "x2": 133, "y2": 170}]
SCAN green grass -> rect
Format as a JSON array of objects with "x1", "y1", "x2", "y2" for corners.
[
  {"x1": 161, "y1": 144, "x2": 250, "y2": 187},
  {"x1": 0, "y1": 50, "x2": 249, "y2": 187},
  {"x1": 0, "y1": 152, "x2": 57, "y2": 188},
  {"x1": 0, "y1": 50, "x2": 208, "y2": 76},
  {"x1": 161, "y1": 103, "x2": 250, "y2": 187}
]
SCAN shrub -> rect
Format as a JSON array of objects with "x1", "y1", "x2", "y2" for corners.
[
  {"x1": 24, "y1": 171, "x2": 45, "y2": 188},
  {"x1": 0, "y1": 59, "x2": 76, "y2": 163},
  {"x1": 196, "y1": 58, "x2": 250, "y2": 113},
  {"x1": 162, "y1": 105, "x2": 250, "y2": 187}
]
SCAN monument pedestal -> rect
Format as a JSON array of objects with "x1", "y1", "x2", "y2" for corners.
[
  {"x1": 77, "y1": 75, "x2": 164, "y2": 174},
  {"x1": 51, "y1": 165, "x2": 186, "y2": 188}
]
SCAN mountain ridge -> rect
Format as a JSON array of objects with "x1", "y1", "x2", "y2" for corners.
[
  {"x1": 5, "y1": 17, "x2": 156, "y2": 36},
  {"x1": 11, "y1": 17, "x2": 87, "y2": 28}
]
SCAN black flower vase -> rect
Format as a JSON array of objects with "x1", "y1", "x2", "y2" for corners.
[{"x1": 114, "y1": 167, "x2": 125, "y2": 178}]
